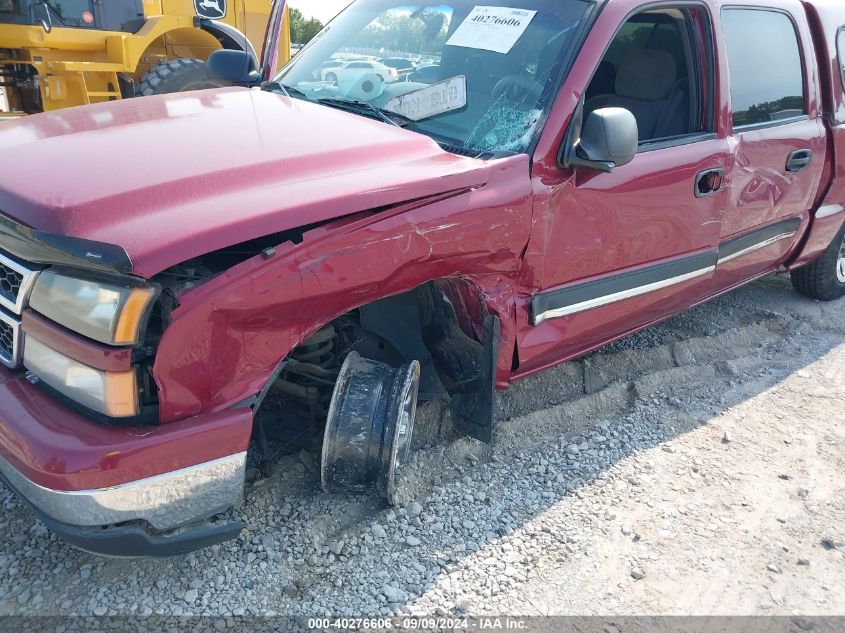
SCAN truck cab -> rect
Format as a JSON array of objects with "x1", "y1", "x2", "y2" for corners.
[{"x1": 0, "y1": 0, "x2": 843, "y2": 556}]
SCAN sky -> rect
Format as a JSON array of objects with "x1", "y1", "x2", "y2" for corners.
[{"x1": 288, "y1": 0, "x2": 351, "y2": 24}]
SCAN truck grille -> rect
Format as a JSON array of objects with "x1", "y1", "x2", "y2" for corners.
[
  {"x1": 0, "y1": 250, "x2": 39, "y2": 369},
  {"x1": 0, "y1": 263, "x2": 24, "y2": 305},
  {"x1": 0, "y1": 251, "x2": 38, "y2": 316},
  {"x1": 0, "y1": 311, "x2": 20, "y2": 368}
]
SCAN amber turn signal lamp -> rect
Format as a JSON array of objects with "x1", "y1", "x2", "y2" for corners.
[
  {"x1": 104, "y1": 370, "x2": 140, "y2": 417},
  {"x1": 114, "y1": 287, "x2": 156, "y2": 346}
]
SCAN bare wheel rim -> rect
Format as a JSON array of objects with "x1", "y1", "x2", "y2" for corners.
[
  {"x1": 837, "y1": 234, "x2": 845, "y2": 283},
  {"x1": 384, "y1": 360, "x2": 420, "y2": 503},
  {"x1": 394, "y1": 368, "x2": 419, "y2": 469}
]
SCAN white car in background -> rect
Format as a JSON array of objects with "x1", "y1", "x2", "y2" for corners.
[{"x1": 320, "y1": 60, "x2": 399, "y2": 84}]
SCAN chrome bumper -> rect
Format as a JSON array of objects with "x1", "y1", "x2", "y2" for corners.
[{"x1": 0, "y1": 452, "x2": 246, "y2": 531}]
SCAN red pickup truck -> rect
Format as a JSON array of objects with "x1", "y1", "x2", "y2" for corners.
[{"x1": 0, "y1": 0, "x2": 843, "y2": 557}]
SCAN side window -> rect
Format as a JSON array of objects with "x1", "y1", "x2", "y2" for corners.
[
  {"x1": 47, "y1": 0, "x2": 96, "y2": 27},
  {"x1": 603, "y1": 22, "x2": 655, "y2": 68},
  {"x1": 722, "y1": 9, "x2": 805, "y2": 127},
  {"x1": 584, "y1": 8, "x2": 713, "y2": 144}
]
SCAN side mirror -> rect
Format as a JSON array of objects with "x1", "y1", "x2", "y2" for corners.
[
  {"x1": 207, "y1": 49, "x2": 260, "y2": 85},
  {"x1": 561, "y1": 106, "x2": 638, "y2": 173}
]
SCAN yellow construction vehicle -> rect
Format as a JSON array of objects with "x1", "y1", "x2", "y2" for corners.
[{"x1": 0, "y1": 0, "x2": 290, "y2": 117}]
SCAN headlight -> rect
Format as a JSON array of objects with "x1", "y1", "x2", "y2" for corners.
[
  {"x1": 29, "y1": 271, "x2": 157, "y2": 346},
  {"x1": 24, "y1": 337, "x2": 139, "y2": 417}
]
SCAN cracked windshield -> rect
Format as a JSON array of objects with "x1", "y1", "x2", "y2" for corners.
[{"x1": 276, "y1": 0, "x2": 595, "y2": 155}]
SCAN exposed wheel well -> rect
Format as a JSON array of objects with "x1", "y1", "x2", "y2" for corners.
[{"x1": 251, "y1": 278, "x2": 499, "y2": 466}]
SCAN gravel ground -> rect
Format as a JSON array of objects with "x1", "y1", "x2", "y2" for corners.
[{"x1": 0, "y1": 274, "x2": 843, "y2": 617}]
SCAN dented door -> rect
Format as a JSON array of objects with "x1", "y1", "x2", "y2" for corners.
[{"x1": 716, "y1": 4, "x2": 826, "y2": 284}]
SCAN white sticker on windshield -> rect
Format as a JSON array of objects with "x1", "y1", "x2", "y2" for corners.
[
  {"x1": 446, "y1": 6, "x2": 537, "y2": 55},
  {"x1": 384, "y1": 76, "x2": 468, "y2": 121}
]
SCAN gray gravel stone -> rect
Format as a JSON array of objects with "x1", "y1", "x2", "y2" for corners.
[
  {"x1": 382, "y1": 585, "x2": 405, "y2": 603},
  {"x1": 371, "y1": 524, "x2": 387, "y2": 539}
]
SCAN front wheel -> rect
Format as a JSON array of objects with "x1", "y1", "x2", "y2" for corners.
[
  {"x1": 320, "y1": 352, "x2": 420, "y2": 503},
  {"x1": 136, "y1": 58, "x2": 227, "y2": 97},
  {"x1": 791, "y1": 221, "x2": 845, "y2": 301}
]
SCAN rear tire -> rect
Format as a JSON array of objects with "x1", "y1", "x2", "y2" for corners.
[
  {"x1": 791, "y1": 220, "x2": 845, "y2": 301},
  {"x1": 136, "y1": 58, "x2": 227, "y2": 97}
]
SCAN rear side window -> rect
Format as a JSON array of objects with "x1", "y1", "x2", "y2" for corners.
[{"x1": 722, "y1": 9, "x2": 805, "y2": 127}]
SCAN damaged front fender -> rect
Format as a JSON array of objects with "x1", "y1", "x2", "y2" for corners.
[{"x1": 152, "y1": 154, "x2": 533, "y2": 422}]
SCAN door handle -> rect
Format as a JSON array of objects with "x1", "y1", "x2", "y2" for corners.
[
  {"x1": 786, "y1": 149, "x2": 813, "y2": 173},
  {"x1": 695, "y1": 168, "x2": 726, "y2": 198}
]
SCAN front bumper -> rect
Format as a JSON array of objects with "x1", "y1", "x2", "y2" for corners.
[
  {"x1": 0, "y1": 462, "x2": 245, "y2": 558},
  {"x1": 0, "y1": 364, "x2": 254, "y2": 556},
  {"x1": 0, "y1": 449, "x2": 246, "y2": 530}
]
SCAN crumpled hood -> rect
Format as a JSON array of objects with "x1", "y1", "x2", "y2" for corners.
[{"x1": 0, "y1": 87, "x2": 490, "y2": 277}]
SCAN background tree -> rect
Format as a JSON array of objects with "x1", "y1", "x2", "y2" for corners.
[
  {"x1": 348, "y1": 9, "x2": 449, "y2": 54},
  {"x1": 290, "y1": 7, "x2": 324, "y2": 45}
]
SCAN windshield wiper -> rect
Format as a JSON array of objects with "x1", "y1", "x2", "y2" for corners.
[
  {"x1": 316, "y1": 98, "x2": 414, "y2": 128},
  {"x1": 260, "y1": 81, "x2": 309, "y2": 100}
]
